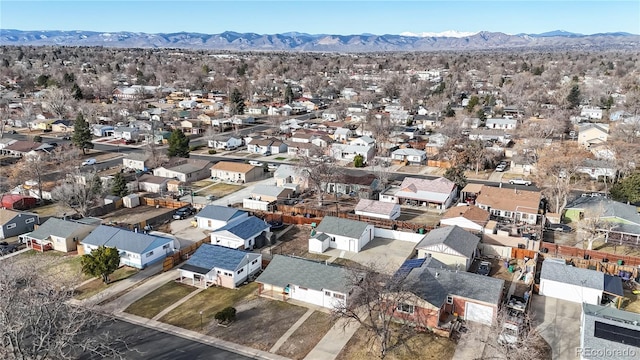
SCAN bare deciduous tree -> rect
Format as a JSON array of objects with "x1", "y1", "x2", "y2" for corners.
[
  {"x1": 295, "y1": 154, "x2": 345, "y2": 207},
  {"x1": 51, "y1": 169, "x2": 106, "y2": 217},
  {"x1": 42, "y1": 86, "x2": 71, "y2": 118}
]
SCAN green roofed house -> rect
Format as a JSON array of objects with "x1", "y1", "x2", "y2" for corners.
[
  {"x1": 563, "y1": 197, "x2": 640, "y2": 244},
  {"x1": 308, "y1": 216, "x2": 374, "y2": 253},
  {"x1": 256, "y1": 255, "x2": 351, "y2": 309}
]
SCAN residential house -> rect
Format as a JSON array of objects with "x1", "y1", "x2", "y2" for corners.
[
  {"x1": 539, "y1": 258, "x2": 623, "y2": 305},
  {"x1": 179, "y1": 119, "x2": 205, "y2": 134},
  {"x1": 286, "y1": 141, "x2": 320, "y2": 158},
  {"x1": 92, "y1": 124, "x2": 115, "y2": 137},
  {"x1": 468, "y1": 129, "x2": 512, "y2": 144},
  {"x1": 0, "y1": 138, "x2": 17, "y2": 151},
  {"x1": 274, "y1": 164, "x2": 308, "y2": 192},
  {"x1": 247, "y1": 137, "x2": 287, "y2": 155},
  {"x1": 380, "y1": 177, "x2": 457, "y2": 211},
  {"x1": 486, "y1": 118, "x2": 518, "y2": 130},
  {"x1": 333, "y1": 127, "x2": 354, "y2": 142},
  {"x1": 563, "y1": 197, "x2": 640, "y2": 242},
  {"x1": 424, "y1": 133, "x2": 449, "y2": 156},
  {"x1": 178, "y1": 244, "x2": 262, "y2": 289},
  {"x1": 349, "y1": 135, "x2": 375, "y2": 147},
  {"x1": 210, "y1": 216, "x2": 271, "y2": 250},
  {"x1": 580, "y1": 106, "x2": 604, "y2": 120},
  {"x1": 440, "y1": 205, "x2": 491, "y2": 233},
  {"x1": 475, "y1": 185, "x2": 542, "y2": 225},
  {"x1": 391, "y1": 148, "x2": 427, "y2": 165},
  {"x1": 322, "y1": 111, "x2": 339, "y2": 121},
  {"x1": 250, "y1": 185, "x2": 294, "y2": 202},
  {"x1": 354, "y1": 199, "x2": 401, "y2": 220},
  {"x1": 136, "y1": 174, "x2": 170, "y2": 193},
  {"x1": 576, "y1": 159, "x2": 616, "y2": 180},
  {"x1": 0, "y1": 194, "x2": 37, "y2": 210},
  {"x1": 290, "y1": 131, "x2": 319, "y2": 143},
  {"x1": 330, "y1": 143, "x2": 376, "y2": 164},
  {"x1": 580, "y1": 304, "x2": 640, "y2": 360},
  {"x1": 325, "y1": 174, "x2": 380, "y2": 199},
  {"x1": 81, "y1": 225, "x2": 175, "y2": 269},
  {"x1": 208, "y1": 135, "x2": 243, "y2": 150},
  {"x1": 578, "y1": 124, "x2": 609, "y2": 148},
  {"x1": 391, "y1": 257, "x2": 505, "y2": 327},
  {"x1": 113, "y1": 127, "x2": 140, "y2": 141},
  {"x1": 415, "y1": 225, "x2": 480, "y2": 271},
  {"x1": 1, "y1": 141, "x2": 53, "y2": 157},
  {"x1": 311, "y1": 134, "x2": 334, "y2": 148},
  {"x1": 230, "y1": 115, "x2": 255, "y2": 126},
  {"x1": 309, "y1": 216, "x2": 374, "y2": 253},
  {"x1": 247, "y1": 106, "x2": 268, "y2": 115},
  {"x1": 0, "y1": 209, "x2": 39, "y2": 239},
  {"x1": 256, "y1": 255, "x2": 350, "y2": 309},
  {"x1": 122, "y1": 153, "x2": 152, "y2": 171},
  {"x1": 51, "y1": 119, "x2": 73, "y2": 133},
  {"x1": 210, "y1": 161, "x2": 263, "y2": 183},
  {"x1": 194, "y1": 205, "x2": 248, "y2": 231},
  {"x1": 153, "y1": 159, "x2": 213, "y2": 183},
  {"x1": 22, "y1": 217, "x2": 97, "y2": 252},
  {"x1": 207, "y1": 135, "x2": 242, "y2": 150}
]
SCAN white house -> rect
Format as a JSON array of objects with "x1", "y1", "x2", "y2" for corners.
[
  {"x1": 81, "y1": 225, "x2": 175, "y2": 269},
  {"x1": 440, "y1": 205, "x2": 490, "y2": 233},
  {"x1": 178, "y1": 244, "x2": 262, "y2": 289},
  {"x1": 136, "y1": 174, "x2": 170, "y2": 193},
  {"x1": 309, "y1": 216, "x2": 374, "y2": 254},
  {"x1": 330, "y1": 143, "x2": 376, "y2": 164},
  {"x1": 486, "y1": 118, "x2": 518, "y2": 130},
  {"x1": 122, "y1": 153, "x2": 152, "y2": 171},
  {"x1": 380, "y1": 177, "x2": 457, "y2": 210},
  {"x1": 209, "y1": 216, "x2": 271, "y2": 250},
  {"x1": 256, "y1": 255, "x2": 350, "y2": 309},
  {"x1": 194, "y1": 205, "x2": 248, "y2": 231},
  {"x1": 391, "y1": 148, "x2": 427, "y2": 165},
  {"x1": 354, "y1": 199, "x2": 401, "y2": 220},
  {"x1": 208, "y1": 135, "x2": 243, "y2": 150},
  {"x1": 539, "y1": 258, "x2": 623, "y2": 305},
  {"x1": 415, "y1": 225, "x2": 479, "y2": 271},
  {"x1": 580, "y1": 106, "x2": 604, "y2": 120}
]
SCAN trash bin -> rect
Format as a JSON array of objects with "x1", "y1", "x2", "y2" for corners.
[
  {"x1": 418, "y1": 228, "x2": 425, "y2": 234},
  {"x1": 508, "y1": 265, "x2": 515, "y2": 273},
  {"x1": 618, "y1": 259, "x2": 624, "y2": 266}
]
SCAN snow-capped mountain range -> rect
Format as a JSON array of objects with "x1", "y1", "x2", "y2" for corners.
[{"x1": 0, "y1": 29, "x2": 638, "y2": 51}]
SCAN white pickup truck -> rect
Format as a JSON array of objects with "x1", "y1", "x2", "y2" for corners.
[{"x1": 508, "y1": 178, "x2": 532, "y2": 186}]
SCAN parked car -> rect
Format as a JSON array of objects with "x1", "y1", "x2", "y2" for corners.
[
  {"x1": 249, "y1": 160, "x2": 264, "y2": 167},
  {"x1": 581, "y1": 192, "x2": 607, "y2": 198},
  {"x1": 477, "y1": 261, "x2": 492, "y2": 276},
  {"x1": 509, "y1": 178, "x2": 532, "y2": 186},
  {"x1": 61, "y1": 135, "x2": 71, "y2": 140},
  {"x1": 0, "y1": 241, "x2": 20, "y2": 255},
  {"x1": 495, "y1": 164, "x2": 506, "y2": 172},
  {"x1": 267, "y1": 163, "x2": 279, "y2": 171},
  {"x1": 81, "y1": 158, "x2": 97, "y2": 166},
  {"x1": 7, "y1": 130, "x2": 17, "y2": 134},
  {"x1": 173, "y1": 206, "x2": 196, "y2": 220},
  {"x1": 546, "y1": 223, "x2": 573, "y2": 232}
]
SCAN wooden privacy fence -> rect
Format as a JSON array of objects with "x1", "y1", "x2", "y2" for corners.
[
  {"x1": 511, "y1": 247, "x2": 537, "y2": 260},
  {"x1": 162, "y1": 238, "x2": 208, "y2": 272},
  {"x1": 540, "y1": 242, "x2": 640, "y2": 267},
  {"x1": 141, "y1": 197, "x2": 190, "y2": 209},
  {"x1": 427, "y1": 160, "x2": 452, "y2": 169}
]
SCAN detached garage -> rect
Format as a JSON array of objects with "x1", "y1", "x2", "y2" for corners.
[{"x1": 539, "y1": 258, "x2": 623, "y2": 305}]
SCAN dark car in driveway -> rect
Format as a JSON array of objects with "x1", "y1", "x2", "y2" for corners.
[
  {"x1": 546, "y1": 223, "x2": 573, "y2": 233},
  {"x1": 476, "y1": 261, "x2": 492, "y2": 276},
  {"x1": 0, "y1": 241, "x2": 20, "y2": 255},
  {"x1": 173, "y1": 206, "x2": 196, "y2": 220}
]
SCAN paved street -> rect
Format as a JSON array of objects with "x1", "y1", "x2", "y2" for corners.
[{"x1": 78, "y1": 319, "x2": 253, "y2": 360}]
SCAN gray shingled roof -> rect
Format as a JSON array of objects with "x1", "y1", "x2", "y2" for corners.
[
  {"x1": 195, "y1": 205, "x2": 246, "y2": 222},
  {"x1": 180, "y1": 244, "x2": 259, "y2": 274},
  {"x1": 315, "y1": 216, "x2": 370, "y2": 239},
  {"x1": 405, "y1": 266, "x2": 505, "y2": 306},
  {"x1": 26, "y1": 217, "x2": 95, "y2": 240},
  {"x1": 540, "y1": 258, "x2": 603, "y2": 290},
  {"x1": 256, "y1": 255, "x2": 350, "y2": 293},
  {"x1": 565, "y1": 197, "x2": 640, "y2": 224},
  {"x1": 81, "y1": 225, "x2": 173, "y2": 254},
  {"x1": 214, "y1": 216, "x2": 270, "y2": 239},
  {"x1": 252, "y1": 185, "x2": 287, "y2": 198},
  {"x1": 416, "y1": 225, "x2": 480, "y2": 259}
]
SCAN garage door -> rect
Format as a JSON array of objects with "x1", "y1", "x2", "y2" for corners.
[{"x1": 465, "y1": 302, "x2": 494, "y2": 325}]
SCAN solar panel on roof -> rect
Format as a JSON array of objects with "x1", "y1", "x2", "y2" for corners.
[{"x1": 594, "y1": 321, "x2": 640, "y2": 347}]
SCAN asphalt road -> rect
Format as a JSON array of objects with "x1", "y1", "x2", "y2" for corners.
[{"x1": 78, "y1": 319, "x2": 252, "y2": 360}]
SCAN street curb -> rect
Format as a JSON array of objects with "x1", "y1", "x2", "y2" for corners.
[{"x1": 113, "y1": 312, "x2": 291, "y2": 360}]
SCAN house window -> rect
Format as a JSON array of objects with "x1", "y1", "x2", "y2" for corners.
[
  {"x1": 237, "y1": 268, "x2": 244, "y2": 274},
  {"x1": 331, "y1": 237, "x2": 335, "y2": 242},
  {"x1": 396, "y1": 303, "x2": 414, "y2": 314},
  {"x1": 333, "y1": 293, "x2": 345, "y2": 300},
  {"x1": 217, "y1": 270, "x2": 221, "y2": 274},
  {"x1": 325, "y1": 291, "x2": 331, "y2": 296},
  {"x1": 299, "y1": 286, "x2": 308, "y2": 290},
  {"x1": 163, "y1": 244, "x2": 170, "y2": 250},
  {"x1": 446, "y1": 296, "x2": 454, "y2": 304},
  {"x1": 251, "y1": 259, "x2": 258, "y2": 265},
  {"x1": 208, "y1": 220, "x2": 212, "y2": 227},
  {"x1": 504, "y1": 211, "x2": 511, "y2": 218},
  {"x1": 25, "y1": 218, "x2": 35, "y2": 224},
  {"x1": 6, "y1": 223, "x2": 16, "y2": 229},
  {"x1": 146, "y1": 251, "x2": 154, "y2": 258}
]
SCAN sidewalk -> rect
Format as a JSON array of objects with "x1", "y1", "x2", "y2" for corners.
[{"x1": 304, "y1": 313, "x2": 364, "y2": 360}]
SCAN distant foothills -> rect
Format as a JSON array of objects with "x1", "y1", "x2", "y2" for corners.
[{"x1": 1, "y1": 29, "x2": 639, "y2": 52}]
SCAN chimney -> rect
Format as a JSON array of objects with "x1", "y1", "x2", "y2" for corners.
[{"x1": 435, "y1": 272, "x2": 439, "y2": 278}]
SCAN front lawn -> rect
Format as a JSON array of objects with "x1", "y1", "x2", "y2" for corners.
[
  {"x1": 12, "y1": 251, "x2": 91, "y2": 287},
  {"x1": 197, "y1": 183, "x2": 244, "y2": 198},
  {"x1": 125, "y1": 281, "x2": 196, "y2": 318},
  {"x1": 336, "y1": 325, "x2": 456, "y2": 360},
  {"x1": 160, "y1": 282, "x2": 258, "y2": 331},
  {"x1": 276, "y1": 311, "x2": 334, "y2": 359},
  {"x1": 73, "y1": 266, "x2": 138, "y2": 300}
]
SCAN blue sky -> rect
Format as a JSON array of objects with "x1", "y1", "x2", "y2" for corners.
[{"x1": 1, "y1": 1, "x2": 638, "y2": 35}]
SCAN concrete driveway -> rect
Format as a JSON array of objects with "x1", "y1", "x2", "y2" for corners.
[
  {"x1": 324, "y1": 237, "x2": 417, "y2": 273},
  {"x1": 531, "y1": 295, "x2": 582, "y2": 360},
  {"x1": 168, "y1": 218, "x2": 208, "y2": 246}
]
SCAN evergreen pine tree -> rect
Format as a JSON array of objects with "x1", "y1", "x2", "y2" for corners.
[
  {"x1": 567, "y1": 85, "x2": 581, "y2": 109},
  {"x1": 72, "y1": 113, "x2": 94, "y2": 155},
  {"x1": 111, "y1": 173, "x2": 129, "y2": 197},
  {"x1": 229, "y1": 88, "x2": 245, "y2": 115},
  {"x1": 284, "y1": 85, "x2": 294, "y2": 104},
  {"x1": 167, "y1": 129, "x2": 190, "y2": 158}
]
